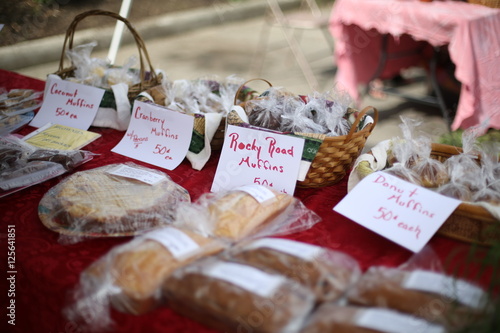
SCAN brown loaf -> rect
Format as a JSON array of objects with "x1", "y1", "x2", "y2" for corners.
[
  {"x1": 208, "y1": 189, "x2": 295, "y2": 240},
  {"x1": 162, "y1": 257, "x2": 315, "y2": 333},
  {"x1": 300, "y1": 304, "x2": 382, "y2": 333},
  {"x1": 225, "y1": 239, "x2": 360, "y2": 303},
  {"x1": 346, "y1": 267, "x2": 487, "y2": 329},
  {"x1": 82, "y1": 228, "x2": 225, "y2": 315}
]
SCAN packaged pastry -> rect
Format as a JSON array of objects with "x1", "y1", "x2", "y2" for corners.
[
  {"x1": 300, "y1": 303, "x2": 446, "y2": 333},
  {"x1": 346, "y1": 266, "x2": 489, "y2": 329},
  {"x1": 39, "y1": 163, "x2": 190, "y2": 239},
  {"x1": 0, "y1": 135, "x2": 92, "y2": 197},
  {"x1": 162, "y1": 256, "x2": 315, "y2": 333},
  {"x1": 174, "y1": 184, "x2": 321, "y2": 241},
  {"x1": 223, "y1": 237, "x2": 361, "y2": 303},
  {"x1": 65, "y1": 226, "x2": 225, "y2": 331}
]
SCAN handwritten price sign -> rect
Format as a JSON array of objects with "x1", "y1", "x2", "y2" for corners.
[
  {"x1": 112, "y1": 101, "x2": 194, "y2": 170},
  {"x1": 30, "y1": 77, "x2": 104, "y2": 130},
  {"x1": 211, "y1": 125, "x2": 305, "y2": 194},
  {"x1": 334, "y1": 171, "x2": 461, "y2": 252}
]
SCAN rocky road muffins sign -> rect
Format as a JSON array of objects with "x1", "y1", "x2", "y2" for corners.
[
  {"x1": 334, "y1": 171, "x2": 461, "y2": 252},
  {"x1": 112, "y1": 101, "x2": 194, "y2": 170},
  {"x1": 211, "y1": 124, "x2": 304, "y2": 194}
]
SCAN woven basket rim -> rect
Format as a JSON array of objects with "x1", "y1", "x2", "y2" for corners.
[{"x1": 53, "y1": 10, "x2": 161, "y2": 94}]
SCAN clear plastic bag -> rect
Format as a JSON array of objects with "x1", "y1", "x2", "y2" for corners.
[
  {"x1": 38, "y1": 163, "x2": 191, "y2": 242},
  {"x1": 162, "y1": 256, "x2": 316, "y2": 333},
  {"x1": 0, "y1": 135, "x2": 93, "y2": 197},
  {"x1": 64, "y1": 226, "x2": 226, "y2": 331},
  {"x1": 346, "y1": 248, "x2": 490, "y2": 330},
  {"x1": 300, "y1": 303, "x2": 446, "y2": 333},
  {"x1": 222, "y1": 237, "x2": 361, "y2": 303},
  {"x1": 173, "y1": 185, "x2": 321, "y2": 241}
]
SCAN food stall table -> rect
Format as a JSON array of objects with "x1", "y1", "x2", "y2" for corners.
[
  {"x1": 329, "y1": 0, "x2": 500, "y2": 131},
  {"x1": 0, "y1": 69, "x2": 492, "y2": 333}
]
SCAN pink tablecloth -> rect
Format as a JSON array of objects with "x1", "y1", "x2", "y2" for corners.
[{"x1": 329, "y1": 0, "x2": 500, "y2": 131}]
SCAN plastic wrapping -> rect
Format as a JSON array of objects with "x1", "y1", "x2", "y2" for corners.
[
  {"x1": 346, "y1": 265, "x2": 490, "y2": 330},
  {"x1": 244, "y1": 86, "x2": 353, "y2": 136},
  {"x1": 64, "y1": 226, "x2": 226, "y2": 332},
  {"x1": 223, "y1": 237, "x2": 361, "y2": 303},
  {"x1": 300, "y1": 303, "x2": 446, "y2": 333},
  {"x1": 65, "y1": 42, "x2": 141, "y2": 89},
  {"x1": 161, "y1": 75, "x2": 247, "y2": 116},
  {"x1": 173, "y1": 185, "x2": 321, "y2": 241},
  {"x1": 0, "y1": 88, "x2": 43, "y2": 118},
  {"x1": 162, "y1": 256, "x2": 316, "y2": 333},
  {"x1": 38, "y1": 163, "x2": 191, "y2": 242},
  {"x1": 0, "y1": 135, "x2": 93, "y2": 197}
]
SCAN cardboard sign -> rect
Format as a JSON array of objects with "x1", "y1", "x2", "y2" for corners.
[
  {"x1": 112, "y1": 101, "x2": 194, "y2": 170},
  {"x1": 334, "y1": 171, "x2": 461, "y2": 252},
  {"x1": 211, "y1": 124, "x2": 304, "y2": 194},
  {"x1": 30, "y1": 77, "x2": 104, "y2": 130}
]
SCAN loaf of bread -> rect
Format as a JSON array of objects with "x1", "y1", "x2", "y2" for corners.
[
  {"x1": 162, "y1": 257, "x2": 315, "y2": 333},
  {"x1": 224, "y1": 237, "x2": 361, "y2": 303},
  {"x1": 78, "y1": 226, "x2": 225, "y2": 316},
  {"x1": 43, "y1": 163, "x2": 190, "y2": 236},
  {"x1": 175, "y1": 185, "x2": 314, "y2": 241},
  {"x1": 300, "y1": 303, "x2": 446, "y2": 333},
  {"x1": 346, "y1": 266, "x2": 488, "y2": 329}
]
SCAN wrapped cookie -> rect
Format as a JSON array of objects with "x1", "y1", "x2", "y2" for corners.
[
  {"x1": 223, "y1": 237, "x2": 361, "y2": 303},
  {"x1": 346, "y1": 266, "x2": 489, "y2": 330},
  {"x1": 163, "y1": 256, "x2": 315, "y2": 333},
  {"x1": 65, "y1": 226, "x2": 226, "y2": 331},
  {"x1": 174, "y1": 184, "x2": 321, "y2": 241},
  {"x1": 300, "y1": 303, "x2": 446, "y2": 333}
]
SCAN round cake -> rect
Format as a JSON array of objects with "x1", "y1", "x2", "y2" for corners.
[{"x1": 40, "y1": 163, "x2": 190, "y2": 236}]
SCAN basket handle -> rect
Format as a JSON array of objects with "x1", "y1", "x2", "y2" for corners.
[
  {"x1": 57, "y1": 10, "x2": 159, "y2": 87},
  {"x1": 233, "y1": 78, "x2": 273, "y2": 105},
  {"x1": 345, "y1": 106, "x2": 379, "y2": 141}
]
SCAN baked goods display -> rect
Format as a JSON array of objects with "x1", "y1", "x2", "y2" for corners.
[
  {"x1": 242, "y1": 86, "x2": 353, "y2": 136},
  {"x1": 223, "y1": 237, "x2": 361, "y2": 303},
  {"x1": 65, "y1": 226, "x2": 226, "y2": 331},
  {"x1": 0, "y1": 135, "x2": 92, "y2": 197},
  {"x1": 174, "y1": 185, "x2": 321, "y2": 241},
  {"x1": 162, "y1": 256, "x2": 316, "y2": 333},
  {"x1": 346, "y1": 266, "x2": 489, "y2": 330},
  {"x1": 300, "y1": 303, "x2": 446, "y2": 333},
  {"x1": 39, "y1": 163, "x2": 191, "y2": 237}
]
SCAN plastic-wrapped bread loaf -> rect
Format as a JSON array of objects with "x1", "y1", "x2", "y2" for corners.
[
  {"x1": 223, "y1": 237, "x2": 361, "y2": 303},
  {"x1": 65, "y1": 227, "x2": 225, "y2": 331},
  {"x1": 174, "y1": 184, "x2": 321, "y2": 241},
  {"x1": 346, "y1": 266, "x2": 489, "y2": 330},
  {"x1": 300, "y1": 303, "x2": 446, "y2": 333},
  {"x1": 162, "y1": 256, "x2": 316, "y2": 333}
]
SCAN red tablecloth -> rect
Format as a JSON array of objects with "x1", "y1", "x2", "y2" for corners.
[
  {"x1": 0, "y1": 69, "x2": 491, "y2": 333},
  {"x1": 329, "y1": 0, "x2": 500, "y2": 132}
]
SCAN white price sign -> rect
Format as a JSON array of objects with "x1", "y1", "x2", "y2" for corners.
[
  {"x1": 334, "y1": 171, "x2": 461, "y2": 252},
  {"x1": 30, "y1": 77, "x2": 104, "y2": 130},
  {"x1": 112, "y1": 101, "x2": 194, "y2": 170},
  {"x1": 211, "y1": 125, "x2": 304, "y2": 195}
]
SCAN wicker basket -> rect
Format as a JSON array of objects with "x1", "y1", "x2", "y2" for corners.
[
  {"x1": 54, "y1": 10, "x2": 162, "y2": 106},
  {"x1": 429, "y1": 143, "x2": 500, "y2": 246},
  {"x1": 232, "y1": 79, "x2": 379, "y2": 188},
  {"x1": 467, "y1": 0, "x2": 500, "y2": 8},
  {"x1": 354, "y1": 142, "x2": 500, "y2": 246}
]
